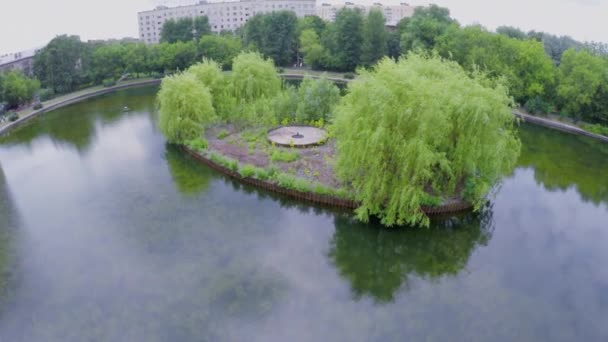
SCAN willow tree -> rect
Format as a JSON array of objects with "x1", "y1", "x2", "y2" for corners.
[
  {"x1": 231, "y1": 52, "x2": 281, "y2": 103},
  {"x1": 157, "y1": 73, "x2": 216, "y2": 144},
  {"x1": 230, "y1": 52, "x2": 282, "y2": 126},
  {"x1": 187, "y1": 59, "x2": 234, "y2": 120},
  {"x1": 295, "y1": 76, "x2": 340, "y2": 123},
  {"x1": 333, "y1": 53, "x2": 521, "y2": 227}
]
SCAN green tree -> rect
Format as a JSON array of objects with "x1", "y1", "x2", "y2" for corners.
[
  {"x1": 400, "y1": 5, "x2": 457, "y2": 53},
  {"x1": 125, "y1": 43, "x2": 151, "y2": 75},
  {"x1": 159, "y1": 41, "x2": 199, "y2": 72},
  {"x1": 436, "y1": 25, "x2": 556, "y2": 104},
  {"x1": 361, "y1": 9, "x2": 388, "y2": 67},
  {"x1": 0, "y1": 71, "x2": 40, "y2": 108},
  {"x1": 242, "y1": 14, "x2": 266, "y2": 50},
  {"x1": 157, "y1": 72, "x2": 217, "y2": 144},
  {"x1": 496, "y1": 26, "x2": 528, "y2": 40},
  {"x1": 187, "y1": 59, "x2": 234, "y2": 119},
  {"x1": 33, "y1": 35, "x2": 90, "y2": 93},
  {"x1": 295, "y1": 76, "x2": 340, "y2": 123},
  {"x1": 90, "y1": 43, "x2": 128, "y2": 83},
  {"x1": 243, "y1": 12, "x2": 298, "y2": 66},
  {"x1": 199, "y1": 35, "x2": 242, "y2": 70},
  {"x1": 161, "y1": 17, "x2": 211, "y2": 43},
  {"x1": 297, "y1": 15, "x2": 326, "y2": 37},
  {"x1": 557, "y1": 49, "x2": 608, "y2": 123},
  {"x1": 230, "y1": 52, "x2": 281, "y2": 103},
  {"x1": 333, "y1": 54, "x2": 521, "y2": 227},
  {"x1": 333, "y1": 8, "x2": 365, "y2": 71},
  {"x1": 299, "y1": 29, "x2": 326, "y2": 69}
]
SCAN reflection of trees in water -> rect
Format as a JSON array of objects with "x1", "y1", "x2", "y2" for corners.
[
  {"x1": 165, "y1": 144, "x2": 212, "y2": 195},
  {"x1": 0, "y1": 86, "x2": 158, "y2": 153},
  {"x1": 518, "y1": 123, "x2": 608, "y2": 206},
  {"x1": 0, "y1": 163, "x2": 20, "y2": 311},
  {"x1": 329, "y1": 205, "x2": 494, "y2": 303}
]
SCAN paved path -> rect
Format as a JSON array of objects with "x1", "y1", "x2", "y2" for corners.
[{"x1": 513, "y1": 110, "x2": 608, "y2": 142}]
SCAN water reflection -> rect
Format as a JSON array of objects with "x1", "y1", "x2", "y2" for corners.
[
  {"x1": 0, "y1": 87, "x2": 158, "y2": 153},
  {"x1": 0, "y1": 163, "x2": 20, "y2": 311},
  {"x1": 1, "y1": 87, "x2": 608, "y2": 341},
  {"x1": 329, "y1": 207, "x2": 494, "y2": 303},
  {"x1": 165, "y1": 145, "x2": 212, "y2": 195},
  {"x1": 518, "y1": 123, "x2": 608, "y2": 206}
]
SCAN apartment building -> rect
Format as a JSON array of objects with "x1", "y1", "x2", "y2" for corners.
[
  {"x1": 317, "y1": 2, "x2": 414, "y2": 26},
  {"x1": 138, "y1": 0, "x2": 316, "y2": 44}
]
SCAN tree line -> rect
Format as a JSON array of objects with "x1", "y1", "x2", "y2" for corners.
[{"x1": 5, "y1": 5, "x2": 608, "y2": 127}]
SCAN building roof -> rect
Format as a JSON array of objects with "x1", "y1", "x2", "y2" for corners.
[{"x1": 0, "y1": 48, "x2": 40, "y2": 67}]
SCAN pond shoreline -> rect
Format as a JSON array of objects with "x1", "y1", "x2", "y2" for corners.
[
  {"x1": 0, "y1": 79, "x2": 162, "y2": 137},
  {"x1": 181, "y1": 145, "x2": 474, "y2": 216},
  {"x1": 2, "y1": 73, "x2": 606, "y2": 143}
]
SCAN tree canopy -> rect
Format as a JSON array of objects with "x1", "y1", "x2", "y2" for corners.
[
  {"x1": 436, "y1": 25, "x2": 556, "y2": 104},
  {"x1": 157, "y1": 72, "x2": 216, "y2": 144},
  {"x1": 557, "y1": 49, "x2": 608, "y2": 123},
  {"x1": 161, "y1": 17, "x2": 211, "y2": 43},
  {"x1": 243, "y1": 11, "x2": 299, "y2": 66},
  {"x1": 0, "y1": 71, "x2": 40, "y2": 108},
  {"x1": 361, "y1": 9, "x2": 388, "y2": 67},
  {"x1": 34, "y1": 35, "x2": 89, "y2": 93},
  {"x1": 400, "y1": 5, "x2": 457, "y2": 53},
  {"x1": 333, "y1": 53, "x2": 521, "y2": 227}
]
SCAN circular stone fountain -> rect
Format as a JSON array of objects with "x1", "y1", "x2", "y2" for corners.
[{"x1": 267, "y1": 126, "x2": 328, "y2": 147}]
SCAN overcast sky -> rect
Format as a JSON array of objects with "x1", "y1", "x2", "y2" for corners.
[{"x1": 1, "y1": 0, "x2": 607, "y2": 55}]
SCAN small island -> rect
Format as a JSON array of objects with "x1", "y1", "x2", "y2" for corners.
[{"x1": 157, "y1": 52, "x2": 520, "y2": 227}]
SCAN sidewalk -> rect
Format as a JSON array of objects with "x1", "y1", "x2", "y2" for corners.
[{"x1": 513, "y1": 110, "x2": 608, "y2": 143}]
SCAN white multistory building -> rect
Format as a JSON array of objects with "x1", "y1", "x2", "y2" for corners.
[
  {"x1": 138, "y1": 0, "x2": 316, "y2": 44},
  {"x1": 317, "y1": 2, "x2": 414, "y2": 26}
]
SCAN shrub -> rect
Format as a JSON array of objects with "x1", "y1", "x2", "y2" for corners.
[
  {"x1": 524, "y1": 96, "x2": 552, "y2": 115},
  {"x1": 238, "y1": 164, "x2": 257, "y2": 178},
  {"x1": 582, "y1": 123, "x2": 608, "y2": 136},
  {"x1": 102, "y1": 79, "x2": 116, "y2": 87},
  {"x1": 151, "y1": 72, "x2": 164, "y2": 79},
  {"x1": 334, "y1": 53, "x2": 520, "y2": 227},
  {"x1": 38, "y1": 88, "x2": 55, "y2": 101},
  {"x1": 227, "y1": 159, "x2": 239, "y2": 172},
  {"x1": 295, "y1": 76, "x2": 341, "y2": 123},
  {"x1": 8, "y1": 112, "x2": 19, "y2": 122},
  {"x1": 343, "y1": 72, "x2": 356, "y2": 79},
  {"x1": 33, "y1": 103, "x2": 43, "y2": 110},
  {"x1": 270, "y1": 149, "x2": 299, "y2": 163},
  {"x1": 275, "y1": 172, "x2": 296, "y2": 189},
  {"x1": 186, "y1": 137, "x2": 208, "y2": 151},
  {"x1": 254, "y1": 168, "x2": 270, "y2": 180},
  {"x1": 157, "y1": 73, "x2": 217, "y2": 144}
]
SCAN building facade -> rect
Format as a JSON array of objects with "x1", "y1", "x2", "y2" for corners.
[
  {"x1": 317, "y1": 2, "x2": 414, "y2": 26},
  {"x1": 0, "y1": 48, "x2": 40, "y2": 76},
  {"x1": 138, "y1": 0, "x2": 316, "y2": 44}
]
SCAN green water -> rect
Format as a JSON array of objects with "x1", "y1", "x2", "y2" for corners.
[{"x1": 0, "y1": 86, "x2": 607, "y2": 341}]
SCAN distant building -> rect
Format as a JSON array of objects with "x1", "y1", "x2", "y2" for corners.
[
  {"x1": 317, "y1": 2, "x2": 414, "y2": 26},
  {"x1": 0, "y1": 48, "x2": 41, "y2": 76},
  {"x1": 87, "y1": 37, "x2": 141, "y2": 45},
  {"x1": 138, "y1": 0, "x2": 316, "y2": 44}
]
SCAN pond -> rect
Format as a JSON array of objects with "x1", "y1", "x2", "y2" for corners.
[{"x1": 0, "y1": 86, "x2": 607, "y2": 341}]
